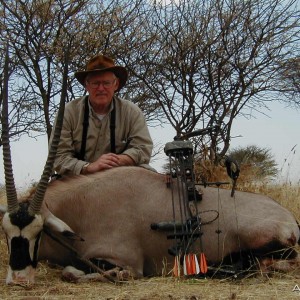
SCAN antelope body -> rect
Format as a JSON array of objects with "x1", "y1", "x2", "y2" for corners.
[{"x1": 5, "y1": 166, "x2": 296, "y2": 283}]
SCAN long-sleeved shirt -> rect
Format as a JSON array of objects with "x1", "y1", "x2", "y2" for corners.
[{"x1": 51, "y1": 95, "x2": 153, "y2": 175}]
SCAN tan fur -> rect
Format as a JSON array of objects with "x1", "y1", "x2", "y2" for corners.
[{"x1": 35, "y1": 166, "x2": 300, "y2": 280}]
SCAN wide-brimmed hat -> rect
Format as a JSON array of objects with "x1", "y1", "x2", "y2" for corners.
[{"x1": 75, "y1": 54, "x2": 128, "y2": 91}]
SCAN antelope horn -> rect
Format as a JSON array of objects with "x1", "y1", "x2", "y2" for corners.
[
  {"x1": 1, "y1": 44, "x2": 19, "y2": 213},
  {"x1": 28, "y1": 54, "x2": 69, "y2": 216}
]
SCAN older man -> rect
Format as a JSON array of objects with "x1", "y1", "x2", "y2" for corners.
[{"x1": 52, "y1": 54, "x2": 153, "y2": 175}]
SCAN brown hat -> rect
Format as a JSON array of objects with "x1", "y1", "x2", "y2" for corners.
[{"x1": 75, "y1": 54, "x2": 128, "y2": 91}]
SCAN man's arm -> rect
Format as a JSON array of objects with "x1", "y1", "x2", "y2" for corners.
[
  {"x1": 118, "y1": 102, "x2": 153, "y2": 165},
  {"x1": 50, "y1": 98, "x2": 87, "y2": 175}
]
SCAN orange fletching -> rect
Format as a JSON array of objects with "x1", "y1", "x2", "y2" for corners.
[{"x1": 200, "y1": 253, "x2": 208, "y2": 274}]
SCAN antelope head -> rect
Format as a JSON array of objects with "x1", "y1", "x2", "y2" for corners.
[{"x1": 1, "y1": 46, "x2": 69, "y2": 284}]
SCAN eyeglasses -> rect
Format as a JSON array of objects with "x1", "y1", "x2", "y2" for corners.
[{"x1": 87, "y1": 79, "x2": 116, "y2": 89}]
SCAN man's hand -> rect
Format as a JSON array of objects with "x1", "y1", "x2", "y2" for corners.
[{"x1": 82, "y1": 153, "x2": 135, "y2": 174}]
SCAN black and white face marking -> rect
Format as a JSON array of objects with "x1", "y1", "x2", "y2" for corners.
[{"x1": 2, "y1": 202, "x2": 43, "y2": 284}]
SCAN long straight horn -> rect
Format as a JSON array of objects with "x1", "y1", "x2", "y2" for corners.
[
  {"x1": 28, "y1": 55, "x2": 69, "y2": 216},
  {"x1": 1, "y1": 44, "x2": 19, "y2": 213}
]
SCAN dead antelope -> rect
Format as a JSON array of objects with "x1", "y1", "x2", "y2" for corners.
[{"x1": 1, "y1": 165, "x2": 300, "y2": 284}]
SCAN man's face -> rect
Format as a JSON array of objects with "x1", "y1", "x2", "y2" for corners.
[{"x1": 85, "y1": 71, "x2": 119, "y2": 113}]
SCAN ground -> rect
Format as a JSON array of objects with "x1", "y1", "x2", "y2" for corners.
[{"x1": 1, "y1": 256, "x2": 300, "y2": 299}]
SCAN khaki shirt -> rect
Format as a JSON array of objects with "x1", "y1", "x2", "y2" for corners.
[{"x1": 52, "y1": 95, "x2": 153, "y2": 175}]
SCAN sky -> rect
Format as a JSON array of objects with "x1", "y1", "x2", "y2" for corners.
[{"x1": 0, "y1": 100, "x2": 299, "y2": 190}]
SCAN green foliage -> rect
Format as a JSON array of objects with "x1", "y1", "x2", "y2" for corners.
[{"x1": 228, "y1": 145, "x2": 278, "y2": 179}]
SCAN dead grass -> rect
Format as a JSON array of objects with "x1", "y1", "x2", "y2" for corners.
[
  {"x1": 1, "y1": 177, "x2": 300, "y2": 299},
  {"x1": 1, "y1": 257, "x2": 300, "y2": 299}
]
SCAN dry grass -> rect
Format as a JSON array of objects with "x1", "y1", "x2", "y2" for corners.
[
  {"x1": 1, "y1": 256, "x2": 300, "y2": 299},
  {"x1": 1, "y1": 175, "x2": 300, "y2": 299}
]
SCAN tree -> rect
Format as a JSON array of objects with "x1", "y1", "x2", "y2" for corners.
[
  {"x1": 228, "y1": 145, "x2": 278, "y2": 180},
  {"x1": 0, "y1": 0, "x2": 92, "y2": 141},
  {"x1": 124, "y1": 0, "x2": 300, "y2": 162}
]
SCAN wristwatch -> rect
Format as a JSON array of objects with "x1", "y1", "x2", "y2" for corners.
[{"x1": 81, "y1": 163, "x2": 90, "y2": 175}]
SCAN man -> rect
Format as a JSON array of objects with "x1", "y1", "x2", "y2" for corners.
[{"x1": 52, "y1": 54, "x2": 153, "y2": 175}]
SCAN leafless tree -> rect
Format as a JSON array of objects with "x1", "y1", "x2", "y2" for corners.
[
  {"x1": 0, "y1": 0, "x2": 93, "y2": 142},
  {"x1": 124, "y1": 0, "x2": 300, "y2": 162}
]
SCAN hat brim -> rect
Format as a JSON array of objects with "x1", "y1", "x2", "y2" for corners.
[{"x1": 75, "y1": 66, "x2": 128, "y2": 91}]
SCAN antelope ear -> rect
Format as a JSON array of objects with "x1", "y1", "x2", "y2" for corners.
[
  {"x1": 44, "y1": 212, "x2": 83, "y2": 241},
  {"x1": 0, "y1": 205, "x2": 7, "y2": 215}
]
